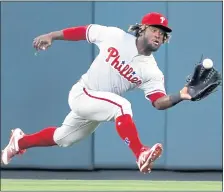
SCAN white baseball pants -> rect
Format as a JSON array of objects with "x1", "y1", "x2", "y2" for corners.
[{"x1": 54, "y1": 81, "x2": 133, "y2": 147}]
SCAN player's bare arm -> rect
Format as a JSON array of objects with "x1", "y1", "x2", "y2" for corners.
[
  {"x1": 33, "y1": 26, "x2": 88, "y2": 50},
  {"x1": 153, "y1": 87, "x2": 191, "y2": 110}
]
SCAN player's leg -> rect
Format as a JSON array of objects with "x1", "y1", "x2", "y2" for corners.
[
  {"x1": 72, "y1": 87, "x2": 162, "y2": 174},
  {"x1": 1, "y1": 111, "x2": 100, "y2": 165},
  {"x1": 53, "y1": 111, "x2": 100, "y2": 147}
]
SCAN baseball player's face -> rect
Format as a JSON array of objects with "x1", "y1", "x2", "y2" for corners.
[{"x1": 143, "y1": 26, "x2": 165, "y2": 52}]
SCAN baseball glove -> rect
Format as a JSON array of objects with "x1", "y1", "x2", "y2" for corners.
[{"x1": 185, "y1": 58, "x2": 222, "y2": 101}]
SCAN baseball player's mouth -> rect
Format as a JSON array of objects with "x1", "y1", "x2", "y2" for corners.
[{"x1": 152, "y1": 40, "x2": 159, "y2": 46}]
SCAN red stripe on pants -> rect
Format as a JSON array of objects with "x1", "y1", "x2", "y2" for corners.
[{"x1": 83, "y1": 88, "x2": 124, "y2": 115}]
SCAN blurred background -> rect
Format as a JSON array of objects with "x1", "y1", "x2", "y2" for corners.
[{"x1": 1, "y1": 1, "x2": 222, "y2": 171}]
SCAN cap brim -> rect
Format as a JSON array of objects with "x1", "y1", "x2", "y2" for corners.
[{"x1": 150, "y1": 25, "x2": 172, "y2": 33}]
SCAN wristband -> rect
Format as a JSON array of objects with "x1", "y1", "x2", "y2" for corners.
[{"x1": 170, "y1": 93, "x2": 182, "y2": 106}]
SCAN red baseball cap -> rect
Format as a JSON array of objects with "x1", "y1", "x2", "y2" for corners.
[{"x1": 141, "y1": 12, "x2": 172, "y2": 32}]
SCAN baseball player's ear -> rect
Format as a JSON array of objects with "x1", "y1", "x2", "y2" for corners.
[
  {"x1": 141, "y1": 25, "x2": 147, "y2": 30},
  {"x1": 163, "y1": 34, "x2": 171, "y2": 44}
]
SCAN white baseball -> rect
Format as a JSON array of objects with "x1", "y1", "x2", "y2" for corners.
[{"x1": 202, "y1": 58, "x2": 213, "y2": 69}]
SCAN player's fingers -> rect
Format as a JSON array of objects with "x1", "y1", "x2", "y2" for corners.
[
  {"x1": 39, "y1": 42, "x2": 51, "y2": 51},
  {"x1": 33, "y1": 39, "x2": 41, "y2": 50},
  {"x1": 44, "y1": 42, "x2": 51, "y2": 49},
  {"x1": 33, "y1": 43, "x2": 39, "y2": 50},
  {"x1": 36, "y1": 40, "x2": 46, "y2": 50},
  {"x1": 33, "y1": 36, "x2": 40, "y2": 44},
  {"x1": 33, "y1": 43, "x2": 38, "y2": 50}
]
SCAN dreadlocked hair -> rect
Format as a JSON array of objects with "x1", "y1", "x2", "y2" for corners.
[
  {"x1": 128, "y1": 24, "x2": 171, "y2": 43},
  {"x1": 128, "y1": 23, "x2": 143, "y2": 37}
]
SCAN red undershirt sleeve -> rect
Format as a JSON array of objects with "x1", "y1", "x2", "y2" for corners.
[
  {"x1": 62, "y1": 25, "x2": 88, "y2": 41},
  {"x1": 147, "y1": 92, "x2": 166, "y2": 104}
]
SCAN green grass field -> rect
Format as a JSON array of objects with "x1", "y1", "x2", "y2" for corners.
[{"x1": 1, "y1": 179, "x2": 222, "y2": 191}]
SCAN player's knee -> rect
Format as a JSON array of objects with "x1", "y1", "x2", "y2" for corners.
[
  {"x1": 53, "y1": 126, "x2": 75, "y2": 147},
  {"x1": 115, "y1": 99, "x2": 133, "y2": 119}
]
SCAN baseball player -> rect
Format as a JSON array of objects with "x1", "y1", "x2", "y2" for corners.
[{"x1": 1, "y1": 12, "x2": 192, "y2": 174}]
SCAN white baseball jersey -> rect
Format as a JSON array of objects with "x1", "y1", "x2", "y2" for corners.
[{"x1": 80, "y1": 24, "x2": 166, "y2": 100}]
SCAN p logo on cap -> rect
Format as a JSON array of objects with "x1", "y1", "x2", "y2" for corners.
[{"x1": 141, "y1": 12, "x2": 172, "y2": 32}]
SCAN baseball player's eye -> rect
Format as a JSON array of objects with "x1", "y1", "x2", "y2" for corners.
[
  {"x1": 159, "y1": 31, "x2": 165, "y2": 36},
  {"x1": 152, "y1": 28, "x2": 157, "y2": 33},
  {"x1": 150, "y1": 27, "x2": 164, "y2": 36}
]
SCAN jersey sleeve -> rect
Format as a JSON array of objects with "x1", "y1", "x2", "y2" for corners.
[
  {"x1": 86, "y1": 24, "x2": 109, "y2": 45},
  {"x1": 86, "y1": 24, "x2": 125, "y2": 46},
  {"x1": 139, "y1": 68, "x2": 167, "y2": 101}
]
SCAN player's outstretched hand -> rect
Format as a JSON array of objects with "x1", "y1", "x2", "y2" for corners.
[
  {"x1": 33, "y1": 33, "x2": 53, "y2": 51},
  {"x1": 180, "y1": 87, "x2": 192, "y2": 100}
]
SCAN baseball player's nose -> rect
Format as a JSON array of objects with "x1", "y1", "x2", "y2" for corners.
[{"x1": 154, "y1": 32, "x2": 160, "y2": 38}]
